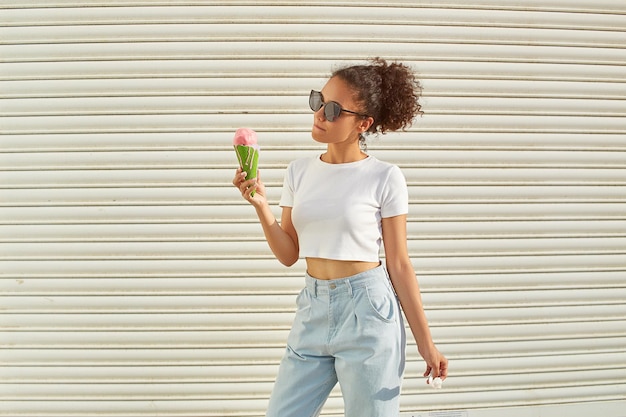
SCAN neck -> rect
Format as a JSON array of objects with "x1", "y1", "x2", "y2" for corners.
[{"x1": 322, "y1": 143, "x2": 367, "y2": 164}]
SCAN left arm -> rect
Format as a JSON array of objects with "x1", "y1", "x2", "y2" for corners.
[{"x1": 382, "y1": 214, "x2": 448, "y2": 381}]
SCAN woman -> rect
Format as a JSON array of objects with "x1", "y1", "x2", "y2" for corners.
[{"x1": 233, "y1": 58, "x2": 448, "y2": 417}]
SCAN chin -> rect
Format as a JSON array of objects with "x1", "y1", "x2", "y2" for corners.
[{"x1": 311, "y1": 130, "x2": 327, "y2": 144}]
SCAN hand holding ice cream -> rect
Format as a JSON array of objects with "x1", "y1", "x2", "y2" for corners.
[{"x1": 233, "y1": 128, "x2": 260, "y2": 197}]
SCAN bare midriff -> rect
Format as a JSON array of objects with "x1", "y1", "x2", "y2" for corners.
[{"x1": 305, "y1": 257, "x2": 381, "y2": 280}]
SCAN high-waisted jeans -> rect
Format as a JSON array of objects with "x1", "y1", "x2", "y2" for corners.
[{"x1": 266, "y1": 264, "x2": 406, "y2": 417}]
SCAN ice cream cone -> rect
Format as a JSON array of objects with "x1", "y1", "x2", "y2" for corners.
[{"x1": 233, "y1": 128, "x2": 259, "y2": 197}]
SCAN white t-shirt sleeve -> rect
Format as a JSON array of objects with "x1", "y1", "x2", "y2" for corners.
[
  {"x1": 380, "y1": 165, "x2": 409, "y2": 218},
  {"x1": 279, "y1": 162, "x2": 294, "y2": 208}
]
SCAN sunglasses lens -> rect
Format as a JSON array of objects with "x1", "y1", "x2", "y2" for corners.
[
  {"x1": 324, "y1": 102, "x2": 342, "y2": 122},
  {"x1": 309, "y1": 91, "x2": 323, "y2": 112}
]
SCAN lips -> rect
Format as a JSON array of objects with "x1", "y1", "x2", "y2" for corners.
[{"x1": 313, "y1": 124, "x2": 326, "y2": 132}]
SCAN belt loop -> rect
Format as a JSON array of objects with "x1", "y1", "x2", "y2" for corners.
[
  {"x1": 346, "y1": 279, "x2": 353, "y2": 297},
  {"x1": 313, "y1": 279, "x2": 318, "y2": 297}
]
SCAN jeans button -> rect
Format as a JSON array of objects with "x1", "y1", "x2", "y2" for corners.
[{"x1": 329, "y1": 283, "x2": 336, "y2": 290}]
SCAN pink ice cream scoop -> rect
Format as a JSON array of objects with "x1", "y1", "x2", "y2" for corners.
[
  {"x1": 233, "y1": 128, "x2": 258, "y2": 146},
  {"x1": 233, "y1": 128, "x2": 260, "y2": 196}
]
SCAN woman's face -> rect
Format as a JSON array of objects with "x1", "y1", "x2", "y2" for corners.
[{"x1": 311, "y1": 76, "x2": 371, "y2": 145}]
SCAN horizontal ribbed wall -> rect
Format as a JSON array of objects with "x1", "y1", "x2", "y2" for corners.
[{"x1": 1, "y1": 2, "x2": 625, "y2": 416}]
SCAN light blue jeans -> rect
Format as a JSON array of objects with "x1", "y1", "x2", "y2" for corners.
[{"x1": 266, "y1": 265, "x2": 406, "y2": 417}]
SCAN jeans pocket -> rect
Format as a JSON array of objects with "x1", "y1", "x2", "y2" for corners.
[{"x1": 365, "y1": 285, "x2": 396, "y2": 323}]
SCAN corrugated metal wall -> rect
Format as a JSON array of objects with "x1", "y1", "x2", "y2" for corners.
[{"x1": 1, "y1": 2, "x2": 625, "y2": 416}]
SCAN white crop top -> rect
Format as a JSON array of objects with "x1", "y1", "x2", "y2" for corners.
[{"x1": 279, "y1": 155, "x2": 409, "y2": 262}]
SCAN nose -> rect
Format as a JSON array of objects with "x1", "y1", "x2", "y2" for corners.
[{"x1": 314, "y1": 105, "x2": 327, "y2": 121}]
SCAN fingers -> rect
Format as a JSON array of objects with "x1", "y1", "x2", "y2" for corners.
[
  {"x1": 233, "y1": 169, "x2": 251, "y2": 192},
  {"x1": 233, "y1": 169, "x2": 261, "y2": 200},
  {"x1": 240, "y1": 178, "x2": 258, "y2": 197},
  {"x1": 425, "y1": 357, "x2": 447, "y2": 389},
  {"x1": 429, "y1": 357, "x2": 447, "y2": 380},
  {"x1": 439, "y1": 358, "x2": 448, "y2": 380},
  {"x1": 423, "y1": 351, "x2": 448, "y2": 386},
  {"x1": 232, "y1": 168, "x2": 245, "y2": 187},
  {"x1": 243, "y1": 181, "x2": 258, "y2": 199},
  {"x1": 426, "y1": 362, "x2": 441, "y2": 381}
]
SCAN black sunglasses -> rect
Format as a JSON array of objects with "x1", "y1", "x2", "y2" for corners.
[{"x1": 309, "y1": 90, "x2": 369, "y2": 122}]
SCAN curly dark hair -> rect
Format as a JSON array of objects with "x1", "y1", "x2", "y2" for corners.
[{"x1": 332, "y1": 57, "x2": 423, "y2": 136}]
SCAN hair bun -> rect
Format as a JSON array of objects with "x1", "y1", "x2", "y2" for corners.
[{"x1": 333, "y1": 57, "x2": 422, "y2": 135}]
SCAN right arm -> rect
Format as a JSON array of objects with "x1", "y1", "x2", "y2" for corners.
[{"x1": 233, "y1": 168, "x2": 299, "y2": 266}]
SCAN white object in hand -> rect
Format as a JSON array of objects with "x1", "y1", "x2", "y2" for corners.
[{"x1": 427, "y1": 375, "x2": 443, "y2": 389}]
